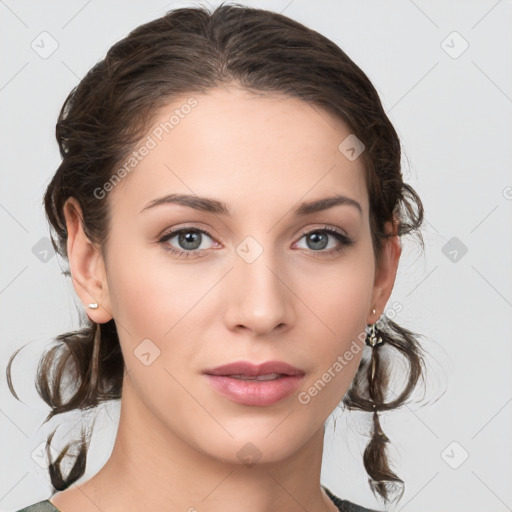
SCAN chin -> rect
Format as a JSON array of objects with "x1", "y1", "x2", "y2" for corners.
[{"x1": 190, "y1": 425, "x2": 311, "y2": 466}]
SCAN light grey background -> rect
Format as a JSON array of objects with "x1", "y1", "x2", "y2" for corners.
[{"x1": 1, "y1": 1, "x2": 511, "y2": 511}]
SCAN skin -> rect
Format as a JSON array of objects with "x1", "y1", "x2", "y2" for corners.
[{"x1": 52, "y1": 85, "x2": 401, "y2": 512}]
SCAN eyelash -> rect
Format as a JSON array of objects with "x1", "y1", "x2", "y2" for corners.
[{"x1": 158, "y1": 225, "x2": 353, "y2": 259}]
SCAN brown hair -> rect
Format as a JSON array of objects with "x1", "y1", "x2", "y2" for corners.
[{"x1": 7, "y1": 2, "x2": 427, "y2": 506}]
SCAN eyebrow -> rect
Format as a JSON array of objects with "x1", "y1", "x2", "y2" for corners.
[{"x1": 139, "y1": 193, "x2": 362, "y2": 216}]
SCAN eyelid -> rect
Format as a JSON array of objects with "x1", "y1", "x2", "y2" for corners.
[{"x1": 158, "y1": 222, "x2": 348, "y2": 240}]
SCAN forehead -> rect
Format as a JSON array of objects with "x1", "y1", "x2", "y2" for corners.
[{"x1": 108, "y1": 86, "x2": 368, "y2": 220}]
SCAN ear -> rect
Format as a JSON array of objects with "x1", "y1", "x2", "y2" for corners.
[
  {"x1": 367, "y1": 219, "x2": 402, "y2": 324},
  {"x1": 63, "y1": 197, "x2": 113, "y2": 324}
]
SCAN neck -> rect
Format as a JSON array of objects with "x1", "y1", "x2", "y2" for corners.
[{"x1": 52, "y1": 376, "x2": 338, "y2": 512}]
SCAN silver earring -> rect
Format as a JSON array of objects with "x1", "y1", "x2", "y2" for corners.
[
  {"x1": 88, "y1": 303, "x2": 98, "y2": 309},
  {"x1": 365, "y1": 308, "x2": 383, "y2": 347},
  {"x1": 366, "y1": 323, "x2": 383, "y2": 347}
]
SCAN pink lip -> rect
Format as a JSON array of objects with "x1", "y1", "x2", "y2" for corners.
[
  {"x1": 202, "y1": 360, "x2": 305, "y2": 377},
  {"x1": 202, "y1": 360, "x2": 305, "y2": 407},
  {"x1": 204, "y1": 374, "x2": 304, "y2": 406}
]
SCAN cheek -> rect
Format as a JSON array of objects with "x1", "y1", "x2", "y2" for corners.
[
  {"x1": 106, "y1": 239, "x2": 201, "y2": 328},
  {"x1": 296, "y1": 244, "x2": 375, "y2": 333},
  {"x1": 297, "y1": 290, "x2": 367, "y2": 413},
  {"x1": 294, "y1": 247, "x2": 374, "y2": 404},
  {"x1": 104, "y1": 243, "x2": 233, "y2": 393}
]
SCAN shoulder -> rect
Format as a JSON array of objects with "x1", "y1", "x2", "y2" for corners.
[
  {"x1": 14, "y1": 500, "x2": 60, "y2": 512},
  {"x1": 337, "y1": 500, "x2": 383, "y2": 512},
  {"x1": 322, "y1": 485, "x2": 383, "y2": 512}
]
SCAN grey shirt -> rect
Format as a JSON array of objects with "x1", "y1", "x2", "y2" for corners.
[{"x1": 14, "y1": 486, "x2": 382, "y2": 512}]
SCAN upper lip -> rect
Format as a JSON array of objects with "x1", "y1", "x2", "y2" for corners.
[{"x1": 203, "y1": 360, "x2": 305, "y2": 377}]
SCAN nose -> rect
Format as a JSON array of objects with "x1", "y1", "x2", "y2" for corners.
[{"x1": 224, "y1": 248, "x2": 295, "y2": 336}]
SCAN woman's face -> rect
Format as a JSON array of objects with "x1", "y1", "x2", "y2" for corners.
[{"x1": 67, "y1": 85, "x2": 399, "y2": 465}]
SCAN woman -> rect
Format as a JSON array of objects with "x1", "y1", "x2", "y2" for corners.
[{"x1": 9, "y1": 3, "x2": 427, "y2": 511}]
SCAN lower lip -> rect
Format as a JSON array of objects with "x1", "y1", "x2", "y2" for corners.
[{"x1": 204, "y1": 374, "x2": 304, "y2": 406}]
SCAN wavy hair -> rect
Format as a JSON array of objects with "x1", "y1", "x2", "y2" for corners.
[{"x1": 7, "y1": 2, "x2": 427, "y2": 506}]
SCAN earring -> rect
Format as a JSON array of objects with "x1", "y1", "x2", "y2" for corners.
[
  {"x1": 88, "y1": 322, "x2": 102, "y2": 396},
  {"x1": 365, "y1": 308, "x2": 383, "y2": 348},
  {"x1": 88, "y1": 303, "x2": 98, "y2": 309}
]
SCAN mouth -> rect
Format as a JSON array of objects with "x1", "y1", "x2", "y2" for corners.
[
  {"x1": 202, "y1": 360, "x2": 305, "y2": 406},
  {"x1": 219, "y1": 373, "x2": 287, "y2": 381}
]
